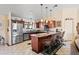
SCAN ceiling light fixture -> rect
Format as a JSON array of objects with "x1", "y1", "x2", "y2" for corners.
[
  {"x1": 49, "y1": 9, "x2": 52, "y2": 17},
  {"x1": 53, "y1": 4, "x2": 58, "y2": 8},
  {"x1": 45, "y1": 6, "x2": 48, "y2": 17},
  {"x1": 40, "y1": 4, "x2": 43, "y2": 18}
]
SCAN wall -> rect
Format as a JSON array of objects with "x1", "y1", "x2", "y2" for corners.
[
  {"x1": 0, "y1": 15, "x2": 8, "y2": 43},
  {"x1": 51, "y1": 8, "x2": 62, "y2": 21}
]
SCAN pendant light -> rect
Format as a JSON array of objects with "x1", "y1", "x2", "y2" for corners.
[
  {"x1": 45, "y1": 7, "x2": 48, "y2": 17},
  {"x1": 52, "y1": 4, "x2": 58, "y2": 16},
  {"x1": 53, "y1": 4, "x2": 58, "y2": 8},
  {"x1": 45, "y1": 6, "x2": 48, "y2": 24},
  {"x1": 52, "y1": 4, "x2": 58, "y2": 20},
  {"x1": 49, "y1": 9, "x2": 52, "y2": 17},
  {"x1": 40, "y1": 4, "x2": 43, "y2": 19}
]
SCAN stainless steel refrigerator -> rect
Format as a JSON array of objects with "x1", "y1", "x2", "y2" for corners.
[{"x1": 12, "y1": 21, "x2": 23, "y2": 44}]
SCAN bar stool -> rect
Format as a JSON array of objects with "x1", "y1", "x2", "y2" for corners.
[
  {"x1": 60, "y1": 31, "x2": 65, "y2": 45},
  {"x1": 43, "y1": 34, "x2": 57, "y2": 54}
]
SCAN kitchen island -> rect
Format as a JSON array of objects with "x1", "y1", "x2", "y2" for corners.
[{"x1": 30, "y1": 32, "x2": 57, "y2": 53}]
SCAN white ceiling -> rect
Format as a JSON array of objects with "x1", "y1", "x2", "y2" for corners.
[{"x1": 0, "y1": 4, "x2": 79, "y2": 20}]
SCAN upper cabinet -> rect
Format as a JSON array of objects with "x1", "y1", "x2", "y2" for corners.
[
  {"x1": 47, "y1": 20, "x2": 56, "y2": 28},
  {"x1": 55, "y1": 21, "x2": 61, "y2": 27},
  {"x1": 35, "y1": 20, "x2": 61, "y2": 29},
  {"x1": 24, "y1": 21, "x2": 36, "y2": 29}
]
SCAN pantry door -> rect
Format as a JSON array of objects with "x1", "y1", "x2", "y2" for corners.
[
  {"x1": 64, "y1": 20, "x2": 74, "y2": 41},
  {"x1": 62, "y1": 8, "x2": 77, "y2": 41}
]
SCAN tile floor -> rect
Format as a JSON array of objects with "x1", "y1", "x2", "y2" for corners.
[
  {"x1": 0, "y1": 41, "x2": 42, "y2": 55},
  {"x1": 0, "y1": 39, "x2": 78, "y2": 55},
  {"x1": 56, "y1": 41, "x2": 71, "y2": 55}
]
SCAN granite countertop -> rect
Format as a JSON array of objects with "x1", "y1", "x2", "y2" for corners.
[
  {"x1": 23, "y1": 30, "x2": 45, "y2": 34},
  {"x1": 30, "y1": 32, "x2": 57, "y2": 37}
]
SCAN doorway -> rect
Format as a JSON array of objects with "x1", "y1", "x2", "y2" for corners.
[{"x1": 64, "y1": 20, "x2": 74, "y2": 41}]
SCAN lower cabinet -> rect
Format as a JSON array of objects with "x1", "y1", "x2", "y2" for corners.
[{"x1": 23, "y1": 34, "x2": 29, "y2": 40}]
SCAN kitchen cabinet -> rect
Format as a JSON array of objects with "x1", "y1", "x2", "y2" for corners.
[
  {"x1": 31, "y1": 32, "x2": 56, "y2": 53},
  {"x1": 23, "y1": 34, "x2": 29, "y2": 40},
  {"x1": 36, "y1": 20, "x2": 56, "y2": 29},
  {"x1": 47, "y1": 20, "x2": 56, "y2": 28},
  {"x1": 55, "y1": 21, "x2": 61, "y2": 27}
]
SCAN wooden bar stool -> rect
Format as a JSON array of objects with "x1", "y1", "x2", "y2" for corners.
[{"x1": 42, "y1": 34, "x2": 57, "y2": 54}]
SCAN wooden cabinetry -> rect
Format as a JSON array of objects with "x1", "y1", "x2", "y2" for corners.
[
  {"x1": 55, "y1": 21, "x2": 61, "y2": 27},
  {"x1": 31, "y1": 32, "x2": 56, "y2": 53},
  {"x1": 36, "y1": 22, "x2": 40, "y2": 28},
  {"x1": 47, "y1": 20, "x2": 56, "y2": 28},
  {"x1": 36, "y1": 20, "x2": 56, "y2": 28}
]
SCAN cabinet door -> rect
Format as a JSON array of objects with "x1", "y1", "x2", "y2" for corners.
[{"x1": 24, "y1": 34, "x2": 29, "y2": 40}]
